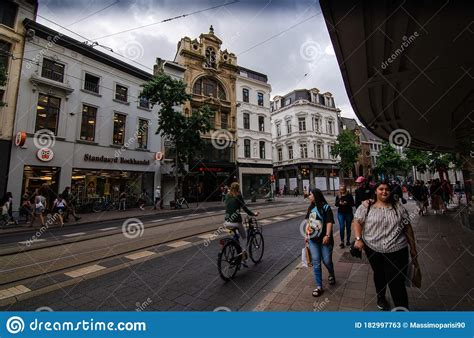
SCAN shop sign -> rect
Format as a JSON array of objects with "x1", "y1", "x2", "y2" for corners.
[
  {"x1": 37, "y1": 148, "x2": 54, "y2": 162},
  {"x1": 83, "y1": 154, "x2": 150, "y2": 165},
  {"x1": 155, "y1": 152, "x2": 164, "y2": 161},
  {"x1": 15, "y1": 131, "x2": 27, "y2": 147},
  {"x1": 199, "y1": 167, "x2": 223, "y2": 172}
]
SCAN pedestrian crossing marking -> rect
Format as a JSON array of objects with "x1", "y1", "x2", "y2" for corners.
[
  {"x1": 65, "y1": 264, "x2": 105, "y2": 278},
  {"x1": 286, "y1": 214, "x2": 299, "y2": 217},
  {"x1": 0, "y1": 285, "x2": 31, "y2": 300},
  {"x1": 259, "y1": 220, "x2": 272, "y2": 224},
  {"x1": 63, "y1": 232, "x2": 86, "y2": 237},
  {"x1": 296, "y1": 211, "x2": 306, "y2": 215},
  {"x1": 125, "y1": 251, "x2": 155, "y2": 260},
  {"x1": 197, "y1": 233, "x2": 214, "y2": 239},
  {"x1": 271, "y1": 216, "x2": 286, "y2": 221},
  {"x1": 18, "y1": 239, "x2": 46, "y2": 245},
  {"x1": 166, "y1": 240, "x2": 191, "y2": 248},
  {"x1": 99, "y1": 227, "x2": 118, "y2": 231}
]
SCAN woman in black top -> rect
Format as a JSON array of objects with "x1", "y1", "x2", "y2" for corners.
[
  {"x1": 304, "y1": 188, "x2": 336, "y2": 297},
  {"x1": 335, "y1": 185, "x2": 355, "y2": 248}
]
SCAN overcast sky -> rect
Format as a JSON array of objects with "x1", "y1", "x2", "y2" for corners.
[{"x1": 37, "y1": 0, "x2": 357, "y2": 120}]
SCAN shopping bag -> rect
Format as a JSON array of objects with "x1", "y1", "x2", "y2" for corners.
[
  {"x1": 411, "y1": 258, "x2": 422, "y2": 288},
  {"x1": 301, "y1": 243, "x2": 312, "y2": 267}
]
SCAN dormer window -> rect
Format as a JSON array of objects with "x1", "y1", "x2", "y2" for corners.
[{"x1": 205, "y1": 46, "x2": 217, "y2": 68}]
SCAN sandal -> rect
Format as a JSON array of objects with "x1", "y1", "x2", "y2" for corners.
[
  {"x1": 312, "y1": 288, "x2": 323, "y2": 297},
  {"x1": 328, "y1": 275, "x2": 336, "y2": 285}
]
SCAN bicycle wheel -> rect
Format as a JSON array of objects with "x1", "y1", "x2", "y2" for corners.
[
  {"x1": 217, "y1": 240, "x2": 242, "y2": 281},
  {"x1": 92, "y1": 200, "x2": 103, "y2": 213},
  {"x1": 249, "y1": 231, "x2": 264, "y2": 263}
]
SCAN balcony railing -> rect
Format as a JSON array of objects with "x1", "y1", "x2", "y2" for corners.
[
  {"x1": 41, "y1": 68, "x2": 64, "y2": 83},
  {"x1": 84, "y1": 81, "x2": 99, "y2": 93}
]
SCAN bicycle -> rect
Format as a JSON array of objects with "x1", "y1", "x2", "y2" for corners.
[
  {"x1": 175, "y1": 197, "x2": 189, "y2": 209},
  {"x1": 92, "y1": 198, "x2": 118, "y2": 212},
  {"x1": 217, "y1": 216, "x2": 264, "y2": 281}
]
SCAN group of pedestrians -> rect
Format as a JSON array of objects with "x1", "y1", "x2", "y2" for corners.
[{"x1": 302, "y1": 175, "x2": 419, "y2": 311}]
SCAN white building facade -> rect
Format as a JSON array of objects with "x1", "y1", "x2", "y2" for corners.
[
  {"x1": 7, "y1": 19, "x2": 172, "y2": 213},
  {"x1": 236, "y1": 67, "x2": 272, "y2": 198},
  {"x1": 271, "y1": 88, "x2": 341, "y2": 193}
]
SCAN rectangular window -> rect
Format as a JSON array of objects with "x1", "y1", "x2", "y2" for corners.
[
  {"x1": 80, "y1": 104, "x2": 97, "y2": 141},
  {"x1": 288, "y1": 145, "x2": 293, "y2": 160},
  {"x1": 0, "y1": 41, "x2": 12, "y2": 70},
  {"x1": 328, "y1": 144, "x2": 336, "y2": 158},
  {"x1": 113, "y1": 113, "x2": 126, "y2": 145},
  {"x1": 258, "y1": 116, "x2": 265, "y2": 132},
  {"x1": 286, "y1": 120, "x2": 292, "y2": 134},
  {"x1": 243, "y1": 113, "x2": 250, "y2": 129},
  {"x1": 84, "y1": 73, "x2": 100, "y2": 93},
  {"x1": 221, "y1": 112, "x2": 228, "y2": 129},
  {"x1": 318, "y1": 94, "x2": 325, "y2": 105},
  {"x1": 244, "y1": 139, "x2": 251, "y2": 158},
  {"x1": 300, "y1": 143, "x2": 308, "y2": 158},
  {"x1": 115, "y1": 84, "x2": 128, "y2": 102},
  {"x1": 284, "y1": 98, "x2": 292, "y2": 106},
  {"x1": 257, "y1": 92, "x2": 264, "y2": 106},
  {"x1": 316, "y1": 143, "x2": 322, "y2": 158},
  {"x1": 259, "y1": 141, "x2": 265, "y2": 159},
  {"x1": 41, "y1": 58, "x2": 65, "y2": 83},
  {"x1": 278, "y1": 147, "x2": 282, "y2": 162},
  {"x1": 298, "y1": 117, "x2": 306, "y2": 131},
  {"x1": 137, "y1": 119, "x2": 149, "y2": 149},
  {"x1": 139, "y1": 97, "x2": 150, "y2": 109},
  {"x1": 327, "y1": 120, "x2": 334, "y2": 134},
  {"x1": 242, "y1": 88, "x2": 249, "y2": 103},
  {"x1": 0, "y1": 1, "x2": 18, "y2": 28},
  {"x1": 35, "y1": 94, "x2": 61, "y2": 134},
  {"x1": 276, "y1": 123, "x2": 281, "y2": 137},
  {"x1": 313, "y1": 117, "x2": 320, "y2": 132},
  {"x1": 208, "y1": 111, "x2": 215, "y2": 129}
]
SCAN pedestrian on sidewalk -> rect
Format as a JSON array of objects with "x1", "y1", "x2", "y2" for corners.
[
  {"x1": 354, "y1": 176, "x2": 374, "y2": 208},
  {"x1": 138, "y1": 189, "x2": 147, "y2": 211},
  {"x1": 62, "y1": 187, "x2": 80, "y2": 222},
  {"x1": 223, "y1": 182, "x2": 259, "y2": 266},
  {"x1": 119, "y1": 191, "x2": 127, "y2": 211},
  {"x1": 352, "y1": 181, "x2": 418, "y2": 310},
  {"x1": 52, "y1": 194, "x2": 66, "y2": 227},
  {"x1": 305, "y1": 188, "x2": 336, "y2": 297},
  {"x1": 430, "y1": 179, "x2": 445, "y2": 214},
  {"x1": 412, "y1": 180, "x2": 425, "y2": 215},
  {"x1": 20, "y1": 193, "x2": 32, "y2": 223},
  {"x1": 30, "y1": 188, "x2": 47, "y2": 228},
  {"x1": 335, "y1": 184, "x2": 354, "y2": 248},
  {"x1": 153, "y1": 186, "x2": 161, "y2": 210}
]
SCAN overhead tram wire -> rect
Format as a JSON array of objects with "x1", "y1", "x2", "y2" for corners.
[
  {"x1": 67, "y1": 0, "x2": 120, "y2": 27},
  {"x1": 91, "y1": 0, "x2": 240, "y2": 41},
  {"x1": 237, "y1": 11, "x2": 321, "y2": 56}
]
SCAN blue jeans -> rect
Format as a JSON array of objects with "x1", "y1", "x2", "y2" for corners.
[
  {"x1": 337, "y1": 212, "x2": 353, "y2": 243},
  {"x1": 308, "y1": 240, "x2": 335, "y2": 288}
]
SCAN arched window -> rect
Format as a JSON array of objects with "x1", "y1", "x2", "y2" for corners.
[{"x1": 192, "y1": 76, "x2": 226, "y2": 100}]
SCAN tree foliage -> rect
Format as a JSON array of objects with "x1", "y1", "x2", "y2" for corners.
[
  {"x1": 374, "y1": 142, "x2": 409, "y2": 177},
  {"x1": 404, "y1": 148, "x2": 430, "y2": 173},
  {"x1": 0, "y1": 65, "x2": 6, "y2": 107},
  {"x1": 331, "y1": 129, "x2": 360, "y2": 177},
  {"x1": 140, "y1": 73, "x2": 212, "y2": 197}
]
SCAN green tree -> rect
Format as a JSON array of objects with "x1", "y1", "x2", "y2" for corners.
[
  {"x1": 404, "y1": 148, "x2": 430, "y2": 178},
  {"x1": 140, "y1": 73, "x2": 212, "y2": 200},
  {"x1": 0, "y1": 65, "x2": 7, "y2": 107},
  {"x1": 374, "y1": 142, "x2": 409, "y2": 178},
  {"x1": 331, "y1": 129, "x2": 361, "y2": 178}
]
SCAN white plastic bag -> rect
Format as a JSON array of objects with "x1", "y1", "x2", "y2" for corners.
[{"x1": 301, "y1": 247, "x2": 309, "y2": 267}]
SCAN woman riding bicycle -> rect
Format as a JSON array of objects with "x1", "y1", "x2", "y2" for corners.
[{"x1": 224, "y1": 182, "x2": 259, "y2": 263}]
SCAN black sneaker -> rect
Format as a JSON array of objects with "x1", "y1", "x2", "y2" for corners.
[
  {"x1": 346, "y1": 241, "x2": 350, "y2": 246},
  {"x1": 377, "y1": 297, "x2": 390, "y2": 311},
  {"x1": 339, "y1": 243, "x2": 345, "y2": 249}
]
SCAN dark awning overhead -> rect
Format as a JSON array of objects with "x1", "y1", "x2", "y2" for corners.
[{"x1": 320, "y1": 0, "x2": 473, "y2": 153}]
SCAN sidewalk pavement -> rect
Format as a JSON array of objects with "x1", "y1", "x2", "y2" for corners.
[{"x1": 255, "y1": 202, "x2": 474, "y2": 311}]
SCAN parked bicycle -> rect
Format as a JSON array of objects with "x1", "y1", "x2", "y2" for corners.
[
  {"x1": 92, "y1": 198, "x2": 118, "y2": 213},
  {"x1": 175, "y1": 197, "x2": 189, "y2": 209},
  {"x1": 217, "y1": 216, "x2": 264, "y2": 281}
]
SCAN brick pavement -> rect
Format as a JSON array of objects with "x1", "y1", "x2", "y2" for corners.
[{"x1": 255, "y1": 202, "x2": 474, "y2": 311}]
